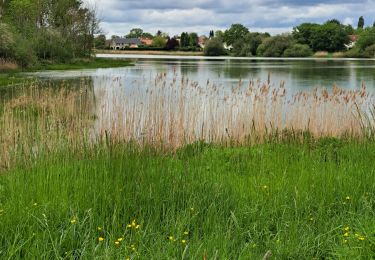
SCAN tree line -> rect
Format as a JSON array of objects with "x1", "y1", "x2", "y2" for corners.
[
  {"x1": 0, "y1": 0, "x2": 99, "y2": 68},
  {"x1": 205, "y1": 17, "x2": 375, "y2": 57}
]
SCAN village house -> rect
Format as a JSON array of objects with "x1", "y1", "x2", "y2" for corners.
[
  {"x1": 198, "y1": 36, "x2": 208, "y2": 48},
  {"x1": 345, "y1": 35, "x2": 359, "y2": 49},
  {"x1": 140, "y1": 37, "x2": 153, "y2": 46},
  {"x1": 111, "y1": 38, "x2": 142, "y2": 49}
]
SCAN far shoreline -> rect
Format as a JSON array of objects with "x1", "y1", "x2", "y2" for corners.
[{"x1": 96, "y1": 52, "x2": 375, "y2": 61}]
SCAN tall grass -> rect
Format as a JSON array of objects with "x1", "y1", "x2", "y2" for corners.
[{"x1": 0, "y1": 75, "x2": 375, "y2": 258}]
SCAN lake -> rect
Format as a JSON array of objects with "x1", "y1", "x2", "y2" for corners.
[{"x1": 32, "y1": 55, "x2": 375, "y2": 93}]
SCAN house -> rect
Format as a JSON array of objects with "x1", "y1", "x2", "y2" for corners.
[
  {"x1": 345, "y1": 35, "x2": 359, "y2": 50},
  {"x1": 111, "y1": 38, "x2": 142, "y2": 49},
  {"x1": 140, "y1": 38, "x2": 153, "y2": 46},
  {"x1": 198, "y1": 36, "x2": 208, "y2": 48}
]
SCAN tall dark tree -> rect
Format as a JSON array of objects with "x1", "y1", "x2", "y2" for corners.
[
  {"x1": 209, "y1": 30, "x2": 214, "y2": 38},
  {"x1": 358, "y1": 16, "x2": 365, "y2": 29},
  {"x1": 165, "y1": 37, "x2": 179, "y2": 50}
]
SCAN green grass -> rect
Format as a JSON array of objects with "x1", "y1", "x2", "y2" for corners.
[
  {"x1": 41, "y1": 58, "x2": 133, "y2": 71},
  {"x1": 0, "y1": 139, "x2": 375, "y2": 259}
]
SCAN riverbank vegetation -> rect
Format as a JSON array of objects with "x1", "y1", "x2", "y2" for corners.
[
  {"x1": 0, "y1": 0, "x2": 99, "y2": 70},
  {"x1": 0, "y1": 76, "x2": 375, "y2": 258}
]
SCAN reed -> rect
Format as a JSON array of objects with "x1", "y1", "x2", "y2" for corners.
[{"x1": 0, "y1": 74, "x2": 374, "y2": 170}]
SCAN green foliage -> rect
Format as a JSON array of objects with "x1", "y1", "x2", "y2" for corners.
[
  {"x1": 283, "y1": 44, "x2": 313, "y2": 57},
  {"x1": 356, "y1": 27, "x2": 375, "y2": 50},
  {"x1": 152, "y1": 36, "x2": 166, "y2": 48},
  {"x1": 364, "y1": 44, "x2": 375, "y2": 57},
  {"x1": 232, "y1": 33, "x2": 266, "y2": 57},
  {"x1": 0, "y1": 23, "x2": 15, "y2": 58},
  {"x1": 204, "y1": 37, "x2": 226, "y2": 56},
  {"x1": 257, "y1": 35, "x2": 293, "y2": 57},
  {"x1": 94, "y1": 35, "x2": 107, "y2": 49},
  {"x1": 0, "y1": 0, "x2": 99, "y2": 67},
  {"x1": 224, "y1": 24, "x2": 249, "y2": 46}
]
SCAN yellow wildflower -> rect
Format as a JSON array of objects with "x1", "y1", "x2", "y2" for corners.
[
  {"x1": 115, "y1": 241, "x2": 120, "y2": 245},
  {"x1": 343, "y1": 239, "x2": 348, "y2": 244},
  {"x1": 190, "y1": 207, "x2": 194, "y2": 211},
  {"x1": 127, "y1": 219, "x2": 140, "y2": 229},
  {"x1": 358, "y1": 236, "x2": 366, "y2": 241},
  {"x1": 343, "y1": 232, "x2": 349, "y2": 237},
  {"x1": 343, "y1": 227, "x2": 350, "y2": 232},
  {"x1": 98, "y1": 237, "x2": 104, "y2": 242},
  {"x1": 33, "y1": 203, "x2": 38, "y2": 206},
  {"x1": 70, "y1": 218, "x2": 77, "y2": 224},
  {"x1": 263, "y1": 185, "x2": 268, "y2": 189},
  {"x1": 181, "y1": 240, "x2": 187, "y2": 244},
  {"x1": 346, "y1": 196, "x2": 351, "y2": 201},
  {"x1": 117, "y1": 237, "x2": 123, "y2": 242},
  {"x1": 183, "y1": 231, "x2": 189, "y2": 235},
  {"x1": 97, "y1": 227, "x2": 103, "y2": 231},
  {"x1": 131, "y1": 244, "x2": 136, "y2": 251}
]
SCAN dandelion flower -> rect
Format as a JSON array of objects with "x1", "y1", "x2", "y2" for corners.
[{"x1": 98, "y1": 237, "x2": 104, "y2": 242}]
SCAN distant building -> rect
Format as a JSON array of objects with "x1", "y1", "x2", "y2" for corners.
[
  {"x1": 111, "y1": 38, "x2": 142, "y2": 49},
  {"x1": 140, "y1": 38, "x2": 153, "y2": 46},
  {"x1": 198, "y1": 36, "x2": 208, "y2": 48},
  {"x1": 345, "y1": 35, "x2": 359, "y2": 50}
]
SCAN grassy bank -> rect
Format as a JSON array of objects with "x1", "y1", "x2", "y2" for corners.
[{"x1": 0, "y1": 140, "x2": 375, "y2": 259}]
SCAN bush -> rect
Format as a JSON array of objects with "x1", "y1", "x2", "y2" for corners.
[
  {"x1": 365, "y1": 44, "x2": 375, "y2": 57},
  {"x1": 343, "y1": 47, "x2": 369, "y2": 58},
  {"x1": 204, "y1": 38, "x2": 226, "y2": 56},
  {"x1": 0, "y1": 23, "x2": 15, "y2": 58},
  {"x1": 283, "y1": 44, "x2": 313, "y2": 57}
]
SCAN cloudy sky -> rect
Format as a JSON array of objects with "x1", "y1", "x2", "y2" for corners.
[{"x1": 84, "y1": 0, "x2": 375, "y2": 38}]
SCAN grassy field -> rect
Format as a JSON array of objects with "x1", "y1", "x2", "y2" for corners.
[
  {"x1": 0, "y1": 79, "x2": 375, "y2": 259},
  {"x1": 0, "y1": 140, "x2": 375, "y2": 259}
]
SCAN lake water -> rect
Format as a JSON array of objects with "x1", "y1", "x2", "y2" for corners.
[{"x1": 31, "y1": 55, "x2": 375, "y2": 93}]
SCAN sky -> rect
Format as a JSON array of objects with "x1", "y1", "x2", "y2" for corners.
[{"x1": 84, "y1": 0, "x2": 375, "y2": 38}]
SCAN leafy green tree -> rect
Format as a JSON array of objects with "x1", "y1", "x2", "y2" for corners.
[
  {"x1": 0, "y1": 22, "x2": 15, "y2": 58},
  {"x1": 94, "y1": 34, "x2": 107, "y2": 49},
  {"x1": 126, "y1": 28, "x2": 151, "y2": 38},
  {"x1": 232, "y1": 32, "x2": 266, "y2": 57},
  {"x1": 283, "y1": 44, "x2": 313, "y2": 57},
  {"x1": 224, "y1": 24, "x2": 249, "y2": 45},
  {"x1": 256, "y1": 35, "x2": 293, "y2": 57},
  {"x1": 365, "y1": 44, "x2": 375, "y2": 57},
  {"x1": 310, "y1": 22, "x2": 349, "y2": 52},
  {"x1": 189, "y1": 33, "x2": 198, "y2": 47},
  {"x1": 152, "y1": 36, "x2": 166, "y2": 48},
  {"x1": 215, "y1": 30, "x2": 224, "y2": 40},
  {"x1": 204, "y1": 37, "x2": 226, "y2": 56},
  {"x1": 358, "y1": 16, "x2": 365, "y2": 29},
  {"x1": 292, "y1": 23, "x2": 320, "y2": 47},
  {"x1": 180, "y1": 32, "x2": 189, "y2": 48},
  {"x1": 356, "y1": 27, "x2": 375, "y2": 50}
]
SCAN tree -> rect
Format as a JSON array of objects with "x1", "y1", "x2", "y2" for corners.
[
  {"x1": 256, "y1": 35, "x2": 293, "y2": 57},
  {"x1": 224, "y1": 24, "x2": 249, "y2": 45},
  {"x1": 358, "y1": 16, "x2": 365, "y2": 29},
  {"x1": 166, "y1": 37, "x2": 179, "y2": 50},
  {"x1": 310, "y1": 22, "x2": 349, "y2": 52},
  {"x1": 232, "y1": 32, "x2": 266, "y2": 57},
  {"x1": 152, "y1": 36, "x2": 166, "y2": 48},
  {"x1": 215, "y1": 30, "x2": 224, "y2": 40},
  {"x1": 126, "y1": 28, "x2": 143, "y2": 38},
  {"x1": 94, "y1": 34, "x2": 107, "y2": 49},
  {"x1": 356, "y1": 27, "x2": 375, "y2": 50},
  {"x1": 180, "y1": 32, "x2": 190, "y2": 48},
  {"x1": 292, "y1": 23, "x2": 320, "y2": 47},
  {"x1": 209, "y1": 30, "x2": 214, "y2": 38},
  {"x1": 204, "y1": 37, "x2": 226, "y2": 56},
  {"x1": 189, "y1": 32, "x2": 198, "y2": 47}
]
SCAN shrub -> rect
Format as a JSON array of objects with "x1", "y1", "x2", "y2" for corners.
[
  {"x1": 343, "y1": 47, "x2": 369, "y2": 58},
  {"x1": 365, "y1": 44, "x2": 375, "y2": 57},
  {"x1": 283, "y1": 44, "x2": 313, "y2": 57},
  {"x1": 204, "y1": 37, "x2": 226, "y2": 56}
]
